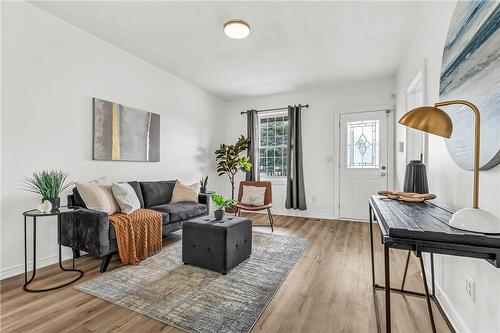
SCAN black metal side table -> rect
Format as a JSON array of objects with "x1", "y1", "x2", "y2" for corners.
[{"x1": 23, "y1": 206, "x2": 84, "y2": 292}]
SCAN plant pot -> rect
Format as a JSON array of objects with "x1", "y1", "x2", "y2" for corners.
[
  {"x1": 214, "y1": 209, "x2": 224, "y2": 221},
  {"x1": 200, "y1": 187, "x2": 207, "y2": 194},
  {"x1": 43, "y1": 197, "x2": 60, "y2": 211}
]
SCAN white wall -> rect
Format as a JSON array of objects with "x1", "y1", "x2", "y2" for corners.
[
  {"x1": 0, "y1": 2, "x2": 227, "y2": 279},
  {"x1": 395, "y1": 2, "x2": 500, "y2": 332},
  {"x1": 225, "y1": 79, "x2": 395, "y2": 219}
]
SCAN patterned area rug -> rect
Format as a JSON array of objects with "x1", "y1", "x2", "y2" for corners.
[{"x1": 76, "y1": 232, "x2": 308, "y2": 333}]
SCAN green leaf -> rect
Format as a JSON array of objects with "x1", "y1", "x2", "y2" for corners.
[{"x1": 22, "y1": 170, "x2": 74, "y2": 199}]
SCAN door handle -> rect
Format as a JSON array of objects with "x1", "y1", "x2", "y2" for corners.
[{"x1": 381, "y1": 173, "x2": 386, "y2": 176}]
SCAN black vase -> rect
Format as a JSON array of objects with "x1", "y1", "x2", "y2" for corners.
[
  {"x1": 214, "y1": 209, "x2": 224, "y2": 221},
  {"x1": 403, "y1": 160, "x2": 429, "y2": 194},
  {"x1": 200, "y1": 187, "x2": 207, "y2": 194},
  {"x1": 43, "y1": 197, "x2": 60, "y2": 211}
]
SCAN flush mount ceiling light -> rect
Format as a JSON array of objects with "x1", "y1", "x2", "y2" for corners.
[{"x1": 223, "y1": 19, "x2": 250, "y2": 39}]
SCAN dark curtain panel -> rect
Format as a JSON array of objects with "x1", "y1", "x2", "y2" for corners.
[
  {"x1": 285, "y1": 105, "x2": 307, "y2": 210},
  {"x1": 246, "y1": 109, "x2": 259, "y2": 181}
]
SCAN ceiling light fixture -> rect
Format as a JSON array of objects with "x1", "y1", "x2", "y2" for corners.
[{"x1": 223, "y1": 19, "x2": 250, "y2": 39}]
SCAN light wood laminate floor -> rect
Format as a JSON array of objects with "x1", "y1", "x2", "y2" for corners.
[{"x1": 1, "y1": 213, "x2": 452, "y2": 332}]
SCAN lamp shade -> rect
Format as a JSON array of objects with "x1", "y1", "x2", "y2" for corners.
[{"x1": 399, "y1": 106, "x2": 453, "y2": 138}]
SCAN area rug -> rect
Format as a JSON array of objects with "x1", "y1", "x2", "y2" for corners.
[{"x1": 75, "y1": 231, "x2": 308, "y2": 333}]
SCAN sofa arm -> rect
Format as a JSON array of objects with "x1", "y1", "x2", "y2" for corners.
[
  {"x1": 198, "y1": 193, "x2": 210, "y2": 215},
  {"x1": 60, "y1": 208, "x2": 111, "y2": 256}
]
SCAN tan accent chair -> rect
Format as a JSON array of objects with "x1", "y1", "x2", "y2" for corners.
[{"x1": 234, "y1": 181, "x2": 274, "y2": 232}]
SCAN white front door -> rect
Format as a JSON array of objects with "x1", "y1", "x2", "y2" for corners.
[{"x1": 339, "y1": 110, "x2": 390, "y2": 220}]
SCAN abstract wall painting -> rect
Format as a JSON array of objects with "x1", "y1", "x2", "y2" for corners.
[
  {"x1": 93, "y1": 98, "x2": 160, "y2": 162},
  {"x1": 440, "y1": 1, "x2": 500, "y2": 170}
]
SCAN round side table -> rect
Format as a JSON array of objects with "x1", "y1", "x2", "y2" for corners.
[{"x1": 23, "y1": 206, "x2": 84, "y2": 292}]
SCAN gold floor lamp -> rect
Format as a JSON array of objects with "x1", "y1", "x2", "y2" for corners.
[{"x1": 399, "y1": 100, "x2": 500, "y2": 234}]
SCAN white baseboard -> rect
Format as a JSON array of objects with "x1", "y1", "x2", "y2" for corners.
[
  {"x1": 435, "y1": 283, "x2": 468, "y2": 333},
  {"x1": 0, "y1": 249, "x2": 73, "y2": 280},
  {"x1": 251, "y1": 209, "x2": 336, "y2": 220}
]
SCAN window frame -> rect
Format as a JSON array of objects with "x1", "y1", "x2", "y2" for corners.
[{"x1": 257, "y1": 110, "x2": 289, "y2": 181}]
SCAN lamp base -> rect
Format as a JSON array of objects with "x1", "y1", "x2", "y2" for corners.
[{"x1": 449, "y1": 208, "x2": 500, "y2": 234}]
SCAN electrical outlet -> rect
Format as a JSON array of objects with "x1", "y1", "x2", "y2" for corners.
[{"x1": 465, "y1": 274, "x2": 475, "y2": 302}]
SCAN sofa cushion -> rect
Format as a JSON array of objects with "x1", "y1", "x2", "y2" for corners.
[
  {"x1": 140, "y1": 181, "x2": 176, "y2": 208},
  {"x1": 112, "y1": 182, "x2": 141, "y2": 214},
  {"x1": 151, "y1": 202, "x2": 208, "y2": 223},
  {"x1": 170, "y1": 181, "x2": 199, "y2": 203},
  {"x1": 76, "y1": 178, "x2": 120, "y2": 215},
  {"x1": 127, "y1": 181, "x2": 145, "y2": 208}
]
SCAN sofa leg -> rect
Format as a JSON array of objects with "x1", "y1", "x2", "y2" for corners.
[
  {"x1": 100, "y1": 253, "x2": 113, "y2": 273},
  {"x1": 72, "y1": 249, "x2": 81, "y2": 258},
  {"x1": 267, "y1": 208, "x2": 274, "y2": 232}
]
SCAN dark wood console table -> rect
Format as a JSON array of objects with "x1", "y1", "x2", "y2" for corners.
[{"x1": 369, "y1": 195, "x2": 500, "y2": 333}]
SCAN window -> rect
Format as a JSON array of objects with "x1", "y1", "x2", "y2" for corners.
[
  {"x1": 259, "y1": 113, "x2": 288, "y2": 178},
  {"x1": 346, "y1": 120, "x2": 379, "y2": 168}
]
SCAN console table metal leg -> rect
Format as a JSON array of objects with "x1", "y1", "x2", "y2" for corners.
[
  {"x1": 400, "y1": 251, "x2": 411, "y2": 291},
  {"x1": 430, "y1": 253, "x2": 435, "y2": 296},
  {"x1": 384, "y1": 244, "x2": 391, "y2": 333},
  {"x1": 369, "y1": 204, "x2": 375, "y2": 287},
  {"x1": 419, "y1": 256, "x2": 436, "y2": 333}
]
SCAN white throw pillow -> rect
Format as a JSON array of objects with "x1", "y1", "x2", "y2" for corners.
[
  {"x1": 112, "y1": 182, "x2": 141, "y2": 214},
  {"x1": 240, "y1": 185, "x2": 266, "y2": 206},
  {"x1": 76, "y1": 177, "x2": 119, "y2": 215},
  {"x1": 170, "y1": 181, "x2": 199, "y2": 203}
]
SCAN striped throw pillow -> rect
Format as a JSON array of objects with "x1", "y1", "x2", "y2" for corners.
[{"x1": 76, "y1": 177, "x2": 119, "y2": 214}]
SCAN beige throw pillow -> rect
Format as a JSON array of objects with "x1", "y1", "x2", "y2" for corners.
[
  {"x1": 76, "y1": 177, "x2": 119, "y2": 214},
  {"x1": 170, "y1": 181, "x2": 198, "y2": 203},
  {"x1": 240, "y1": 185, "x2": 266, "y2": 206},
  {"x1": 111, "y1": 182, "x2": 140, "y2": 214}
]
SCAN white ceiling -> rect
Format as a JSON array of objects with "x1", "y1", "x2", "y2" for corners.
[{"x1": 32, "y1": 1, "x2": 419, "y2": 101}]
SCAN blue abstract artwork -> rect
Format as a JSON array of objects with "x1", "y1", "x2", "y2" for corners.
[{"x1": 440, "y1": 1, "x2": 500, "y2": 170}]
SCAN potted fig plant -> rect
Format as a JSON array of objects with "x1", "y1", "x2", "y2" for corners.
[
  {"x1": 215, "y1": 135, "x2": 252, "y2": 212},
  {"x1": 199, "y1": 176, "x2": 208, "y2": 193},
  {"x1": 22, "y1": 170, "x2": 74, "y2": 211},
  {"x1": 211, "y1": 193, "x2": 237, "y2": 221}
]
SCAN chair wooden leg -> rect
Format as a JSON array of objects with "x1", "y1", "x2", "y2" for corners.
[{"x1": 267, "y1": 208, "x2": 274, "y2": 232}]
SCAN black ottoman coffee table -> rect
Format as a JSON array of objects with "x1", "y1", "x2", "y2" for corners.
[{"x1": 182, "y1": 215, "x2": 252, "y2": 274}]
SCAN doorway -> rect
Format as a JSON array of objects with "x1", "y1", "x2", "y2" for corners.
[{"x1": 339, "y1": 110, "x2": 391, "y2": 220}]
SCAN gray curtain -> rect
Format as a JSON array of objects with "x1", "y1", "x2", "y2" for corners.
[
  {"x1": 285, "y1": 105, "x2": 307, "y2": 210},
  {"x1": 246, "y1": 109, "x2": 259, "y2": 181}
]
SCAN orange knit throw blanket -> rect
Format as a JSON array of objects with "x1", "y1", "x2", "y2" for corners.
[{"x1": 109, "y1": 209, "x2": 162, "y2": 265}]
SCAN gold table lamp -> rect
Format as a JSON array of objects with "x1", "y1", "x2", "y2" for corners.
[{"x1": 399, "y1": 100, "x2": 500, "y2": 234}]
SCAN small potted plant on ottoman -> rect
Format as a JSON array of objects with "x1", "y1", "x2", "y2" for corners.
[{"x1": 211, "y1": 193, "x2": 236, "y2": 221}]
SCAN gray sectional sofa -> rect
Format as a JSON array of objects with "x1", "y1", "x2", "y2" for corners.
[{"x1": 60, "y1": 180, "x2": 210, "y2": 272}]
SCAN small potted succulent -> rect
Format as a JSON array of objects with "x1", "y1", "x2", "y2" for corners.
[
  {"x1": 199, "y1": 176, "x2": 208, "y2": 193},
  {"x1": 22, "y1": 170, "x2": 74, "y2": 211},
  {"x1": 211, "y1": 193, "x2": 237, "y2": 221}
]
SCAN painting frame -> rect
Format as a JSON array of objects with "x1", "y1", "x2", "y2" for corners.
[{"x1": 92, "y1": 98, "x2": 160, "y2": 162}]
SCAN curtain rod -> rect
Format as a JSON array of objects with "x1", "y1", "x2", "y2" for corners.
[{"x1": 240, "y1": 104, "x2": 309, "y2": 115}]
